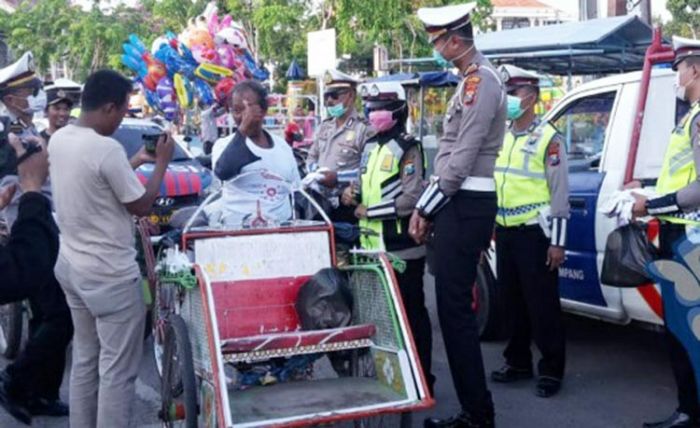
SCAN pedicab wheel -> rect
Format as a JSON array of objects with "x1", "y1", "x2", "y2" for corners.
[
  {"x1": 159, "y1": 314, "x2": 197, "y2": 428},
  {"x1": 0, "y1": 302, "x2": 24, "y2": 359}
]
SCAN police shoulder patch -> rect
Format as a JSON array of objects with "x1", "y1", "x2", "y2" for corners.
[{"x1": 547, "y1": 141, "x2": 561, "y2": 166}]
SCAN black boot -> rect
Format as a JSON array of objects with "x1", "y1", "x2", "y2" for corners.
[
  {"x1": 535, "y1": 376, "x2": 562, "y2": 398},
  {"x1": 643, "y1": 411, "x2": 698, "y2": 428},
  {"x1": 0, "y1": 373, "x2": 31, "y2": 425},
  {"x1": 424, "y1": 411, "x2": 495, "y2": 428},
  {"x1": 490, "y1": 365, "x2": 534, "y2": 383},
  {"x1": 28, "y1": 397, "x2": 69, "y2": 417}
]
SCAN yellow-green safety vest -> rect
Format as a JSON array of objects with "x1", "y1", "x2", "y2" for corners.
[
  {"x1": 656, "y1": 102, "x2": 700, "y2": 225},
  {"x1": 359, "y1": 138, "x2": 416, "y2": 251},
  {"x1": 494, "y1": 122, "x2": 558, "y2": 227}
]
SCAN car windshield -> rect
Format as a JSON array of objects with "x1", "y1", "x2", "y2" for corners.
[{"x1": 111, "y1": 124, "x2": 190, "y2": 161}]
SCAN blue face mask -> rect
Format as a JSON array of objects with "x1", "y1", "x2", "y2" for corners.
[
  {"x1": 327, "y1": 103, "x2": 347, "y2": 118},
  {"x1": 433, "y1": 49, "x2": 453, "y2": 69},
  {"x1": 507, "y1": 95, "x2": 525, "y2": 120}
]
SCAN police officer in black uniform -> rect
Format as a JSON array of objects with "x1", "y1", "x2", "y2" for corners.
[
  {"x1": 411, "y1": 4, "x2": 506, "y2": 428},
  {"x1": 0, "y1": 52, "x2": 72, "y2": 425}
]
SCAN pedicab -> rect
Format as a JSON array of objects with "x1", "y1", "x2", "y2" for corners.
[{"x1": 138, "y1": 171, "x2": 434, "y2": 427}]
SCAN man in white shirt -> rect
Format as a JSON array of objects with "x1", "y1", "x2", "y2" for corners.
[
  {"x1": 49, "y1": 70, "x2": 174, "y2": 428},
  {"x1": 211, "y1": 80, "x2": 300, "y2": 227}
]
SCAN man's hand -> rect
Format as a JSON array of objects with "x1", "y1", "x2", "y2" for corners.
[
  {"x1": 129, "y1": 146, "x2": 156, "y2": 169},
  {"x1": 623, "y1": 180, "x2": 642, "y2": 190},
  {"x1": 155, "y1": 131, "x2": 175, "y2": 166},
  {"x1": 341, "y1": 184, "x2": 358, "y2": 207},
  {"x1": 0, "y1": 184, "x2": 17, "y2": 210},
  {"x1": 546, "y1": 246, "x2": 566, "y2": 271},
  {"x1": 409, "y1": 210, "x2": 431, "y2": 244},
  {"x1": 354, "y1": 204, "x2": 367, "y2": 219},
  {"x1": 631, "y1": 192, "x2": 648, "y2": 218},
  {"x1": 238, "y1": 101, "x2": 265, "y2": 137},
  {"x1": 318, "y1": 170, "x2": 338, "y2": 188},
  {"x1": 8, "y1": 133, "x2": 48, "y2": 193}
]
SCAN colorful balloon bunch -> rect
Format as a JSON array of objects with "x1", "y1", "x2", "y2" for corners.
[{"x1": 121, "y1": 3, "x2": 269, "y2": 121}]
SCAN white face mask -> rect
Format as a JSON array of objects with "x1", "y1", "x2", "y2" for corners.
[
  {"x1": 675, "y1": 71, "x2": 688, "y2": 102},
  {"x1": 25, "y1": 89, "x2": 47, "y2": 114}
]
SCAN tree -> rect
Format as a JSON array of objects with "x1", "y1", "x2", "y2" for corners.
[{"x1": 664, "y1": 0, "x2": 700, "y2": 38}]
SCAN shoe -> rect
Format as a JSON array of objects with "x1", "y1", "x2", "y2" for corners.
[
  {"x1": 643, "y1": 411, "x2": 697, "y2": 428},
  {"x1": 535, "y1": 376, "x2": 561, "y2": 398},
  {"x1": 490, "y1": 365, "x2": 534, "y2": 383},
  {"x1": 29, "y1": 398, "x2": 69, "y2": 417},
  {"x1": 424, "y1": 411, "x2": 495, "y2": 428},
  {"x1": 0, "y1": 377, "x2": 31, "y2": 425}
]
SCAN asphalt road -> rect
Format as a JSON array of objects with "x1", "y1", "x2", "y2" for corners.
[{"x1": 0, "y1": 274, "x2": 677, "y2": 428}]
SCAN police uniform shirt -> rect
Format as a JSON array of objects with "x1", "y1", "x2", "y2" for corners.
[
  {"x1": 307, "y1": 107, "x2": 371, "y2": 188},
  {"x1": 675, "y1": 104, "x2": 700, "y2": 209},
  {"x1": 434, "y1": 51, "x2": 506, "y2": 195}
]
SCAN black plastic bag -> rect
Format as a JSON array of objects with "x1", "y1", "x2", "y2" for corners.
[
  {"x1": 295, "y1": 268, "x2": 353, "y2": 330},
  {"x1": 601, "y1": 223, "x2": 659, "y2": 288}
]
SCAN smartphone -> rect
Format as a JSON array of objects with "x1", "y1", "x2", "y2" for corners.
[{"x1": 143, "y1": 133, "x2": 163, "y2": 154}]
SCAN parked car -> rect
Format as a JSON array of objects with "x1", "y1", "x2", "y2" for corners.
[{"x1": 110, "y1": 118, "x2": 212, "y2": 226}]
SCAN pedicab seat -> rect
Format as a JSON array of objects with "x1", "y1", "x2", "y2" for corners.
[{"x1": 210, "y1": 275, "x2": 376, "y2": 363}]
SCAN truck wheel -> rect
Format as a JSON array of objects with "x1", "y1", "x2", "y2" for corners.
[{"x1": 474, "y1": 259, "x2": 507, "y2": 341}]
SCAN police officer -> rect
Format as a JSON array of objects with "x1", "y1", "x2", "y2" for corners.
[
  {"x1": 490, "y1": 64, "x2": 568, "y2": 398},
  {"x1": 341, "y1": 80, "x2": 434, "y2": 391},
  {"x1": 40, "y1": 78, "x2": 81, "y2": 142},
  {"x1": 307, "y1": 69, "x2": 372, "y2": 223},
  {"x1": 632, "y1": 36, "x2": 700, "y2": 428},
  {"x1": 0, "y1": 52, "x2": 72, "y2": 424},
  {"x1": 411, "y1": 4, "x2": 506, "y2": 427}
]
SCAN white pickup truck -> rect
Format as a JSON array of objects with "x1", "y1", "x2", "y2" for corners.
[{"x1": 475, "y1": 34, "x2": 691, "y2": 338}]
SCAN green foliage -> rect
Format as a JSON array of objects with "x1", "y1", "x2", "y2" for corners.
[
  {"x1": 664, "y1": 0, "x2": 700, "y2": 38},
  {"x1": 0, "y1": 0, "x2": 496, "y2": 81}
]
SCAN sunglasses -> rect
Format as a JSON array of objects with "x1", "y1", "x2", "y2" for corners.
[{"x1": 324, "y1": 90, "x2": 349, "y2": 101}]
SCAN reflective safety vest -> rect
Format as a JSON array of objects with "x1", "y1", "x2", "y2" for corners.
[
  {"x1": 359, "y1": 137, "x2": 420, "y2": 251},
  {"x1": 656, "y1": 102, "x2": 700, "y2": 225},
  {"x1": 494, "y1": 121, "x2": 558, "y2": 227}
]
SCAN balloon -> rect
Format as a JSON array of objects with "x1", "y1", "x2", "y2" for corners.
[
  {"x1": 173, "y1": 73, "x2": 193, "y2": 109},
  {"x1": 144, "y1": 88, "x2": 163, "y2": 113},
  {"x1": 193, "y1": 78, "x2": 215, "y2": 106},
  {"x1": 216, "y1": 44, "x2": 236, "y2": 69},
  {"x1": 215, "y1": 27, "x2": 248, "y2": 51},
  {"x1": 121, "y1": 54, "x2": 147, "y2": 77},
  {"x1": 191, "y1": 45, "x2": 219, "y2": 65},
  {"x1": 187, "y1": 28, "x2": 214, "y2": 50},
  {"x1": 241, "y1": 51, "x2": 269, "y2": 81},
  {"x1": 142, "y1": 56, "x2": 167, "y2": 91},
  {"x1": 128, "y1": 34, "x2": 147, "y2": 55},
  {"x1": 151, "y1": 36, "x2": 170, "y2": 55},
  {"x1": 214, "y1": 77, "x2": 235, "y2": 105},
  {"x1": 156, "y1": 76, "x2": 174, "y2": 103},
  {"x1": 195, "y1": 63, "x2": 233, "y2": 83},
  {"x1": 155, "y1": 45, "x2": 196, "y2": 78}
]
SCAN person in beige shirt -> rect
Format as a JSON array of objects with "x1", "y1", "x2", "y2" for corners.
[{"x1": 49, "y1": 70, "x2": 174, "y2": 428}]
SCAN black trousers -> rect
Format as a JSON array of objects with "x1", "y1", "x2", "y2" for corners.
[
  {"x1": 5, "y1": 275, "x2": 73, "y2": 401},
  {"x1": 396, "y1": 257, "x2": 434, "y2": 393},
  {"x1": 659, "y1": 223, "x2": 700, "y2": 418},
  {"x1": 496, "y1": 225, "x2": 566, "y2": 379},
  {"x1": 432, "y1": 191, "x2": 496, "y2": 418}
]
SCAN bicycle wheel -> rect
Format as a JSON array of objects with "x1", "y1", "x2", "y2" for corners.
[
  {"x1": 0, "y1": 302, "x2": 24, "y2": 359},
  {"x1": 159, "y1": 314, "x2": 197, "y2": 428}
]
